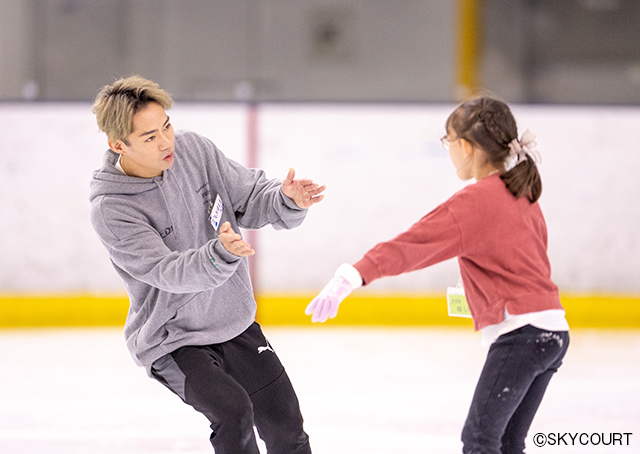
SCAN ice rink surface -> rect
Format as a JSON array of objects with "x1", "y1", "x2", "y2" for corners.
[{"x1": 0, "y1": 326, "x2": 638, "y2": 454}]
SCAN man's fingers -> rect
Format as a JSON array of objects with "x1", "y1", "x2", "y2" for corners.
[
  {"x1": 308, "y1": 184, "x2": 326, "y2": 196},
  {"x1": 239, "y1": 247, "x2": 256, "y2": 256},
  {"x1": 310, "y1": 195, "x2": 325, "y2": 204},
  {"x1": 227, "y1": 241, "x2": 255, "y2": 257},
  {"x1": 220, "y1": 223, "x2": 243, "y2": 242},
  {"x1": 218, "y1": 222, "x2": 255, "y2": 256},
  {"x1": 284, "y1": 167, "x2": 295, "y2": 182}
]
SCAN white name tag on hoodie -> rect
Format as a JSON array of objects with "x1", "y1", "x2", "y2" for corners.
[{"x1": 209, "y1": 194, "x2": 224, "y2": 231}]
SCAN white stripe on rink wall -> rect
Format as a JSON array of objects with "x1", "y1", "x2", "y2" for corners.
[{"x1": 0, "y1": 103, "x2": 638, "y2": 293}]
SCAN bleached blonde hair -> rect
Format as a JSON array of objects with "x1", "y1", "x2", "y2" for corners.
[{"x1": 92, "y1": 76, "x2": 173, "y2": 144}]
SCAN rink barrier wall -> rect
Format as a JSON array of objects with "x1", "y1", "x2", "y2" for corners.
[{"x1": 0, "y1": 293, "x2": 639, "y2": 329}]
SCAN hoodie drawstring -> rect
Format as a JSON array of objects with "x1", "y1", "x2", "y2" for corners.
[
  {"x1": 154, "y1": 180, "x2": 177, "y2": 232},
  {"x1": 169, "y1": 169, "x2": 196, "y2": 230}
]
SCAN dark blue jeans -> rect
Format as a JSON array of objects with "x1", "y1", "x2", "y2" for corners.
[{"x1": 462, "y1": 325, "x2": 569, "y2": 454}]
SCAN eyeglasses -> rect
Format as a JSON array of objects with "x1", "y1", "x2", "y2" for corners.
[
  {"x1": 441, "y1": 135, "x2": 461, "y2": 151},
  {"x1": 440, "y1": 136, "x2": 451, "y2": 150}
]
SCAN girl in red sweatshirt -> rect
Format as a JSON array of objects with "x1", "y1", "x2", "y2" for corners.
[{"x1": 306, "y1": 97, "x2": 569, "y2": 454}]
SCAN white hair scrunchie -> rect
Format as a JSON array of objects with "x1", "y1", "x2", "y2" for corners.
[{"x1": 504, "y1": 129, "x2": 539, "y2": 172}]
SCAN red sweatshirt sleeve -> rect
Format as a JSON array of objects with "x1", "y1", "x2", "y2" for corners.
[{"x1": 353, "y1": 204, "x2": 464, "y2": 285}]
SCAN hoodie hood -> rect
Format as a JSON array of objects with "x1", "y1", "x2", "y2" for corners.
[{"x1": 89, "y1": 149, "x2": 164, "y2": 201}]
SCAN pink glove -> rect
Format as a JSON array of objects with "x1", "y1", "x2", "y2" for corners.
[{"x1": 305, "y1": 275, "x2": 353, "y2": 323}]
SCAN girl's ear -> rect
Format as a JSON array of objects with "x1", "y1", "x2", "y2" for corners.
[{"x1": 460, "y1": 138, "x2": 475, "y2": 159}]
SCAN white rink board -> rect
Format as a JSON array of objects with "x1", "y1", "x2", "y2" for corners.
[{"x1": 0, "y1": 103, "x2": 639, "y2": 293}]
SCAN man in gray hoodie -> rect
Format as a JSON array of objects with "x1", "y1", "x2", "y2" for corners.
[{"x1": 89, "y1": 76, "x2": 324, "y2": 454}]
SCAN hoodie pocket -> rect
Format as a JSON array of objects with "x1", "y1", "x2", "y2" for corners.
[
  {"x1": 229, "y1": 272, "x2": 254, "y2": 300},
  {"x1": 164, "y1": 275, "x2": 255, "y2": 343}
]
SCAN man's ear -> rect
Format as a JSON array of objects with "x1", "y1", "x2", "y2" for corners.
[{"x1": 109, "y1": 139, "x2": 126, "y2": 155}]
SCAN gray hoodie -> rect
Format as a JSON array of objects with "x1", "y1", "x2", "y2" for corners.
[{"x1": 89, "y1": 130, "x2": 307, "y2": 372}]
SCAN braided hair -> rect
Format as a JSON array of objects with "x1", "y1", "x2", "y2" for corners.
[{"x1": 445, "y1": 98, "x2": 542, "y2": 203}]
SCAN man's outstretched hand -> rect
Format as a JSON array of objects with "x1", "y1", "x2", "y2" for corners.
[
  {"x1": 281, "y1": 168, "x2": 326, "y2": 209},
  {"x1": 219, "y1": 222, "x2": 255, "y2": 257}
]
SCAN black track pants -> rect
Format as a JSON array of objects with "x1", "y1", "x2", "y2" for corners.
[{"x1": 151, "y1": 322, "x2": 311, "y2": 454}]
